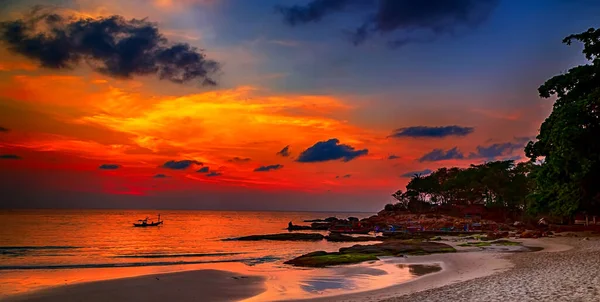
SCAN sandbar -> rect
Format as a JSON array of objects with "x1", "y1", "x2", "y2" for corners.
[{"x1": 5, "y1": 269, "x2": 266, "y2": 302}]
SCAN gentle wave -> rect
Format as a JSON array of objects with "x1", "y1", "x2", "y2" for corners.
[
  {"x1": 112, "y1": 252, "x2": 244, "y2": 259},
  {"x1": 0, "y1": 256, "x2": 280, "y2": 270},
  {"x1": 0, "y1": 246, "x2": 80, "y2": 250}
]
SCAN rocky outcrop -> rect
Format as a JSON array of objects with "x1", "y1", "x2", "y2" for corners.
[
  {"x1": 285, "y1": 240, "x2": 456, "y2": 267},
  {"x1": 230, "y1": 233, "x2": 325, "y2": 241},
  {"x1": 324, "y1": 232, "x2": 379, "y2": 242},
  {"x1": 284, "y1": 251, "x2": 378, "y2": 267},
  {"x1": 363, "y1": 211, "x2": 508, "y2": 231},
  {"x1": 339, "y1": 241, "x2": 456, "y2": 256},
  {"x1": 286, "y1": 224, "x2": 312, "y2": 231}
]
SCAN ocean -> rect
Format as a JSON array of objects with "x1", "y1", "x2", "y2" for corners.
[{"x1": 0, "y1": 209, "x2": 426, "y2": 300}]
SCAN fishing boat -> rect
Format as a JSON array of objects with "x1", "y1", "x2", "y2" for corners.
[{"x1": 133, "y1": 214, "x2": 163, "y2": 227}]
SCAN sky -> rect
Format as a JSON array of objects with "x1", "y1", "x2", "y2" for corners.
[{"x1": 0, "y1": 0, "x2": 598, "y2": 212}]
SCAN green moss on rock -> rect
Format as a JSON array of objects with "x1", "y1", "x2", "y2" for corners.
[{"x1": 284, "y1": 252, "x2": 378, "y2": 267}]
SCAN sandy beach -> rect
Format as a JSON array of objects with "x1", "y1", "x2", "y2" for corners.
[
  {"x1": 379, "y1": 236, "x2": 599, "y2": 302},
  {"x1": 4, "y1": 269, "x2": 266, "y2": 302}
]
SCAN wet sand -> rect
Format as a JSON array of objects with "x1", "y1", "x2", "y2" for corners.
[
  {"x1": 4, "y1": 269, "x2": 266, "y2": 302},
  {"x1": 300, "y1": 246, "x2": 512, "y2": 302},
  {"x1": 378, "y1": 237, "x2": 600, "y2": 302}
]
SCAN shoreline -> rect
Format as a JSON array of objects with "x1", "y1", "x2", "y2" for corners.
[
  {"x1": 2, "y1": 237, "x2": 584, "y2": 302},
  {"x1": 379, "y1": 236, "x2": 598, "y2": 302},
  {"x1": 299, "y1": 237, "x2": 574, "y2": 302},
  {"x1": 296, "y1": 247, "x2": 513, "y2": 302}
]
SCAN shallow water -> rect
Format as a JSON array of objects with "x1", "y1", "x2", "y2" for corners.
[{"x1": 0, "y1": 209, "x2": 440, "y2": 300}]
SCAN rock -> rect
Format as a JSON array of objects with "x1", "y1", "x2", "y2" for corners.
[
  {"x1": 520, "y1": 230, "x2": 541, "y2": 238},
  {"x1": 310, "y1": 222, "x2": 332, "y2": 230},
  {"x1": 231, "y1": 233, "x2": 325, "y2": 241},
  {"x1": 287, "y1": 224, "x2": 312, "y2": 231},
  {"x1": 339, "y1": 241, "x2": 456, "y2": 256},
  {"x1": 380, "y1": 232, "x2": 434, "y2": 240},
  {"x1": 325, "y1": 232, "x2": 378, "y2": 242},
  {"x1": 481, "y1": 231, "x2": 509, "y2": 241},
  {"x1": 284, "y1": 240, "x2": 455, "y2": 267},
  {"x1": 513, "y1": 221, "x2": 523, "y2": 226},
  {"x1": 582, "y1": 237, "x2": 589, "y2": 241},
  {"x1": 284, "y1": 252, "x2": 378, "y2": 267}
]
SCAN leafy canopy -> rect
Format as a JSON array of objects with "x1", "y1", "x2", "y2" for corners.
[{"x1": 526, "y1": 28, "x2": 600, "y2": 218}]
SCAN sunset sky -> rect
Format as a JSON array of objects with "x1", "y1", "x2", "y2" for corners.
[{"x1": 0, "y1": 0, "x2": 598, "y2": 211}]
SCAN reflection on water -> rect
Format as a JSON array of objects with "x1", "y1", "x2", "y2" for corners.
[
  {"x1": 243, "y1": 261, "x2": 416, "y2": 301},
  {"x1": 0, "y1": 210, "x2": 444, "y2": 300},
  {"x1": 397, "y1": 263, "x2": 442, "y2": 276},
  {"x1": 0, "y1": 209, "x2": 399, "y2": 300}
]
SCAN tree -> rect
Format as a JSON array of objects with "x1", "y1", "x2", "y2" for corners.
[
  {"x1": 525, "y1": 28, "x2": 600, "y2": 219},
  {"x1": 392, "y1": 160, "x2": 533, "y2": 214}
]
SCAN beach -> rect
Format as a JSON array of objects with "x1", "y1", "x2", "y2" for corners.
[
  {"x1": 380, "y1": 236, "x2": 599, "y2": 302},
  {"x1": 3, "y1": 210, "x2": 599, "y2": 301},
  {"x1": 7, "y1": 236, "x2": 598, "y2": 302}
]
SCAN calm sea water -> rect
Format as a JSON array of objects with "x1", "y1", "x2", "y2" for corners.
[{"x1": 0, "y1": 209, "x2": 428, "y2": 300}]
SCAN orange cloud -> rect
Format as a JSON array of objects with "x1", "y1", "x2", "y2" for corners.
[{"x1": 0, "y1": 73, "x2": 389, "y2": 193}]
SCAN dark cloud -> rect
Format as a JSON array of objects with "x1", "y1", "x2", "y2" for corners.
[
  {"x1": 296, "y1": 138, "x2": 368, "y2": 163},
  {"x1": 153, "y1": 173, "x2": 168, "y2": 178},
  {"x1": 276, "y1": 145, "x2": 291, "y2": 157},
  {"x1": 0, "y1": 154, "x2": 21, "y2": 159},
  {"x1": 196, "y1": 166, "x2": 210, "y2": 173},
  {"x1": 99, "y1": 164, "x2": 120, "y2": 170},
  {"x1": 401, "y1": 169, "x2": 432, "y2": 178},
  {"x1": 254, "y1": 164, "x2": 284, "y2": 172},
  {"x1": 277, "y1": 0, "x2": 498, "y2": 47},
  {"x1": 161, "y1": 160, "x2": 202, "y2": 170},
  {"x1": 0, "y1": 126, "x2": 9, "y2": 132},
  {"x1": 276, "y1": 0, "x2": 358, "y2": 26},
  {"x1": 419, "y1": 147, "x2": 464, "y2": 162},
  {"x1": 388, "y1": 154, "x2": 400, "y2": 160},
  {"x1": 336, "y1": 174, "x2": 352, "y2": 179},
  {"x1": 390, "y1": 126, "x2": 474, "y2": 138},
  {"x1": 228, "y1": 157, "x2": 251, "y2": 163},
  {"x1": 206, "y1": 171, "x2": 222, "y2": 177},
  {"x1": 0, "y1": 10, "x2": 219, "y2": 85},
  {"x1": 469, "y1": 137, "x2": 530, "y2": 159}
]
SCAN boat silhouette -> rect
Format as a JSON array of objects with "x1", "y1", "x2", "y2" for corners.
[{"x1": 133, "y1": 214, "x2": 163, "y2": 227}]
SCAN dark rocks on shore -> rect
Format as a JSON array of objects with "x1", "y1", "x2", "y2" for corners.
[
  {"x1": 324, "y1": 232, "x2": 379, "y2": 242},
  {"x1": 287, "y1": 224, "x2": 313, "y2": 231},
  {"x1": 229, "y1": 232, "x2": 382, "y2": 242},
  {"x1": 304, "y1": 216, "x2": 339, "y2": 223},
  {"x1": 339, "y1": 241, "x2": 456, "y2": 256},
  {"x1": 310, "y1": 222, "x2": 333, "y2": 230},
  {"x1": 285, "y1": 240, "x2": 456, "y2": 267},
  {"x1": 284, "y1": 251, "x2": 379, "y2": 267},
  {"x1": 229, "y1": 233, "x2": 325, "y2": 241}
]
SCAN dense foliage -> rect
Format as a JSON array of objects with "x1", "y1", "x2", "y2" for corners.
[
  {"x1": 389, "y1": 160, "x2": 537, "y2": 215},
  {"x1": 389, "y1": 28, "x2": 600, "y2": 220},
  {"x1": 525, "y1": 28, "x2": 600, "y2": 218}
]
